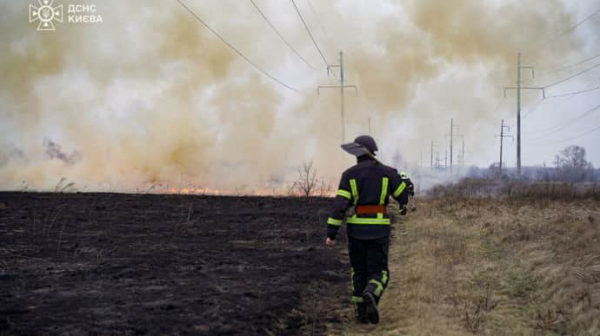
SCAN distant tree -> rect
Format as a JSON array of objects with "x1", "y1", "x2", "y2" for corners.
[
  {"x1": 291, "y1": 161, "x2": 320, "y2": 198},
  {"x1": 556, "y1": 145, "x2": 595, "y2": 182}
]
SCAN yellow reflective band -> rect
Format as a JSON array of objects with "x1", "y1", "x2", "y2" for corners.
[
  {"x1": 327, "y1": 217, "x2": 342, "y2": 226},
  {"x1": 393, "y1": 181, "x2": 407, "y2": 198},
  {"x1": 382, "y1": 270, "x2": 388, "y2": 285},
  {"x1": 369, "y1": 279, "x2": 384, "y2": 297},
  {"x1": 336, "y1": 189, "x2": 352, "y2": 200},
  {"x1": 349, "y1": 179, "x2": 358, "y2": 205},
  {"x1": 347, "y1": 216, "x2": 390, "y2": 225},
  {"x1": 351, "y1": 267, "x2": 355, "y2": 293},
  {"x1": 351, "y1": 296, "x2": 364, "y2": 303},
  {"x1": 379, "y1": 177, "x2": 388, "y2": 205}
]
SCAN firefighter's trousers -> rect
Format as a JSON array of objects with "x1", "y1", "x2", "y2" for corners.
[{"x1": 348, "y1": 235, "x2": 390, "y2": 305}]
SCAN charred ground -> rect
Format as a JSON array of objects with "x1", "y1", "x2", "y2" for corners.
[{"x1": 0, "y1": 192, "x2": 348, "y2": 335}]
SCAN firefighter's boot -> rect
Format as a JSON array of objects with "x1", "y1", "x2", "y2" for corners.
[
  {"x1": 363, "y1": 292, "x2": 380, "y2": 324},
  {"x1": 355, "y1": 303, "x2": 368, "y2": 324}
]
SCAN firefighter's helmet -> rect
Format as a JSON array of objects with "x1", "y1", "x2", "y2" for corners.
[
  {"x1": 354, "y1": 135, "x2": 378, "y2": 154},
  {"x1": 341, "y1": 135, "x2": 379, "y2": 157}
]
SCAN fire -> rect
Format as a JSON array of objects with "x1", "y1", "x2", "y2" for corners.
[
  {"x1": 166, "y1": 187, "x2": 223, "y2": 195},
  {"x1": 157, "y1": 185, "x2": 335, "y2": 197},
  {"x1": 137, "y1": 182, "x2": 335, "y2": 197},
  {"x1": 160, "y1": 186, "x2": 291, "y2": 196}
]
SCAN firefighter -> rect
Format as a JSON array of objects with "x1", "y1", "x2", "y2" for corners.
[
  {"x1": 399, "y1": 171, "x2": 415, "y2": 215},
  {"x1": 325, "y1": 135, "x2": 408, "y2": 324}
]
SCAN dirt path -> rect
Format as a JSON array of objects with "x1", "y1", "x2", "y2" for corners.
[{"x1": 340, "y1": 198, "x2": 600, "y2": 335}]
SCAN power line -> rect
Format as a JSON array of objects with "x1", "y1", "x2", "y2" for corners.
[
  {"x1": 304, "y1": 0, "x2": 338, "y2": 51},
  {"x1": 545, "y1": 85, "x2": 600, "y2": 99},
  {"x1": 526, "y1": 102, "x2": 600, "y2": 141},
  {"x1": 526, "y1": 83, "x2": 597, "y2": 135},
  {"x1": 540, "y1": 7, "x2": 600, "y2": 48},
  {"x1": 523, "y1": 85, "x2": 600, "y2": 119},
  {"x1": 530, "y1": 123, "x2": 600, "y2": 146},
  {"x1": 524, "y1": 77, "x2": 600, "y2": 124},
  {"x1": 538, "y1": 51, "x2": 600, "y2": 78},
  {"x1": 291, "y1": 0, "x2": 332, "y2": 73},
  {"x1": 522, "y1": 98, "x2": 545, "y2": 119},
  {"x1": 177, "y1": 0, "x2": 299, "y2": 93},
  {"x1": 249, "y1": 0, "x2": 320, "y2": 73},
  {"x1": 543, "y1": 62, "x2": 600, "y2": 88},
  {"x1": 561, "y1": 123, "x2": 600, "y2": 142}
]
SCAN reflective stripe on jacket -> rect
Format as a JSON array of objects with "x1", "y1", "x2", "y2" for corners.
[{"x1": 327, "y1": 156, "x2": 407, "y2": 240}]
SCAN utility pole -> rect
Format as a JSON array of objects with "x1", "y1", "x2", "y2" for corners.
[
  {"x1": 444, "y1": 150, "x2": 448, "y2": 173},
  {"x1": 456, "y1": 135, "x2": 465, "y2": 169},
  {"x1": 430, "y1": 141, "x2": 434, "y2": 170},
  {"x1": 461, "y1": 136, "x2": 465, "y2": 168},
  {"x1": 318, "y1": 51, "x2": 357, "y2": 143},
  {"x1": 496, "y1": 119, "x2": 513, "y2": 178},
  {"x1": 445, "y1": 118, "x2": 461, "y2": 173},
  {"x1": 450, "y1": 119, "x2": 454, "y2": 173},
  {"x1": 504, "y1": 52, "x2": 545, "y2": 177}
]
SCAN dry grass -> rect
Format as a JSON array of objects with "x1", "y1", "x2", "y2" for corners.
[
  {"x1": 339, "y1": 194, "x2": 600, "y2": 335},
  {"x1": 430, "y1": 179, "x2": 600, "y2": 201}
]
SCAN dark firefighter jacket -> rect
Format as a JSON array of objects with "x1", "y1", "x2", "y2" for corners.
[
  {"x1": 402, "y1": 177, "x2": 415, "y2": 196},
  {"x1": 327, "y1": 156, "x2": 408, "y2": 240}
]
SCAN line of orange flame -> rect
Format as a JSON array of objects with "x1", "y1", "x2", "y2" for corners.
[{"x1": 160, "y1": 187, "x2": 335, "y2": 197}]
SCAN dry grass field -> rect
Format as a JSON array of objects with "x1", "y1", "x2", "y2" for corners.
[{"x1": 342, "y1": 183, "x2": 600, "y2": 335}]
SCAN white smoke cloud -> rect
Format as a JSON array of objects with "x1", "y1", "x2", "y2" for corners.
[{"x1": 0, "y1": 0, "x2": 596, "y2": 192}]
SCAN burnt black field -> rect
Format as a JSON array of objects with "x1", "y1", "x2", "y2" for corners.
[{"x1": 0, "y1": 192, "x2": 349, "y2": 335}]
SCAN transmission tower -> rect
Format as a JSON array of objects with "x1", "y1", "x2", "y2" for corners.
[
  {"x1": 504, "y1": 52, "x2": 545, "y2": 176},
  {"x1": 496, "y1": 119, "x2": 513, "y2": 178},
  {"x1": 445, "y1": 118, "x2": 462, "y2": 173},
  {"x1": 318, "y1": 51, "x2": 357, "y2": 143}
]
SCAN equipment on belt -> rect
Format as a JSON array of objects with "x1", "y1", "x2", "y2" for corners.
[{"x1": 355, "y1": 205, "x2": 387, "y2": 215}]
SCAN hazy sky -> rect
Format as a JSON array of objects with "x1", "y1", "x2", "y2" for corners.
[
  {"x1": 494, "y1": 0, "x2": 600, "y2": 169},
  {"x1": 1, "y1": 0, "x2": 599, "y2": 191}
]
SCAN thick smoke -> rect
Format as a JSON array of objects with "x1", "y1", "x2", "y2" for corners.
[{"x1": 0, "y1": 0, "x2": 591, "y2": 192}]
